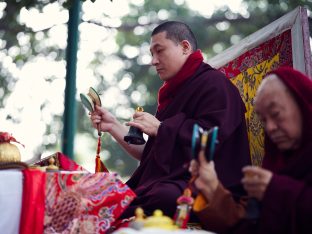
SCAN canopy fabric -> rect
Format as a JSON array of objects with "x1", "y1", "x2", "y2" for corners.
[{"x1": 208, "y1": 6, "x2": 312, "y2": 165}]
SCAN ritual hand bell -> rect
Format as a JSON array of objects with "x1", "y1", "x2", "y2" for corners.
[{"x1": 124, "y1": 107, "x2": 146, "y2": 145}]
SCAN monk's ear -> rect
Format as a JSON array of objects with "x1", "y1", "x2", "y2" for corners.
[{"x1": 181, "y1": 40, "x2": 192, "y2": 54}]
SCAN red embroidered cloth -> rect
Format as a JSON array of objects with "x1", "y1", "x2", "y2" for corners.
[
  {"x1": 21, "y1": 154, "x2": 136, "y2": 234},
  {"x1": 44, "y1": 171, "x2": 136, "y2": 233},
  {"x1": 219, "y1": 30, "x2": 292, "y2": 79}
]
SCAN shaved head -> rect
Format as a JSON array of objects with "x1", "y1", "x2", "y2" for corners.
[
  {"x1": 255, "y1": 74, "x2": 288, "y2": 103},
  {"x1": 254, "y1": 74, "x2": 303, "y2": 150}
]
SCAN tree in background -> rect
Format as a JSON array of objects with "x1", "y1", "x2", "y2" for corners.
[{"x1": 1, "y1": 0, "x2": 311, "y2": 176}]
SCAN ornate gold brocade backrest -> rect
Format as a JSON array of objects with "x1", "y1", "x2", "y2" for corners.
[
  {"x1": 218, "y1": 30, "x2": 293, "y2": 166},
  {"x1": 208, "y1": 7, "x2": 312, "y2": 165}
]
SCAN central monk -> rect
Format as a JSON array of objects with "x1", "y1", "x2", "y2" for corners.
[{"x1": 90, "y1": 21, "x2": 251, "y2": 219}]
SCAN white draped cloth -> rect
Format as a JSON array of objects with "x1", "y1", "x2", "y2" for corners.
[{"x1": 0, "y1": 170, "x2": 23, "y2": 234}]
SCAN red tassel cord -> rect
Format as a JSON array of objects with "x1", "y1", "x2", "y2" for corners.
[{"x1": 95, "y1": 131, "x2": 109, "y2": 173}]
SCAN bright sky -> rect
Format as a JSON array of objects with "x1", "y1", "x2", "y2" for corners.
[{"x1": 1, "y1": 0, "x2": 245, "y2": 171}]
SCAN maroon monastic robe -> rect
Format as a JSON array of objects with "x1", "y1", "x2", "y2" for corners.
[
  {"x1": 194, "y1": 67, "x2": 312, "y2": 234},
  {"x1": 121, "y1": 62, "x2": 251, "y2": 219},
  {"x1": 254, "y1": 67, "x2": 312, "y2": 234}
]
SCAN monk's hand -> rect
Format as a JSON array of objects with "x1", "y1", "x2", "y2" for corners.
[
  {"x1": 241, "y1": 166, "x2": 273, "y2": 201},
  {"x1": 126, "y1": 112, "x2": 161, "y2": 137},
  {"x1": 189, "y1": 159, "x2": 199, "y2": 177},
  {"x1": 90, "y1": 105, "x2": 117, "y2": 133},
  {"x1": 191, "y1": 152, "x2": 219, "y2": 201}
]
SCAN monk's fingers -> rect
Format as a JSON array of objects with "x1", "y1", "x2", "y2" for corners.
[
  {"x1": 94, "y1": 105, "x2": 108, "y2": 115},
  {"x1": 198, "y1": 151, "x2": 209, "y2": 165},
  {"x1": 243, "y1": 179, "x2": 259, "y2": 188},
  {"x1": 241, "y1": 173, "x2": 262, "y2": 190},
  {"x1": 133, "y1": 112, "x2": 155, "y2": 122},
  {"x1": 126, "y1": 121, "x2": 143, "y2": 129},
  {"x1": 242, "y1": 172, "x2": 257, "y2": 181},
  {"x1": 242, "y1": 175, "x2": 267, "y2": 189},
  {"x1": 190, "y1": 170, "x2": 199, "y2": 178},
  {"x1": 90, "y1": 113, "x2": 101, "y2": 119},
  {"x1": 243, "y1": 166, "x2": 270, "y2": 178},
  {"x1": 133, "y1": 115, "x2": 145, "y2": 122},
  {"x1": 127, "y1": 120, "x2": 158, "y2": 136},
  {"x1": 133, "y1": 111, "x2": 145, "y2": 118},
  {"x1": 243, "y1": 184, "x2": 266, "y2": 200},
  {"x1": 131, "y1": 117, "x2": 149, "y2": 127},
  {"x1": 189, "y1": 160, "x2": 199, "y2": 175},
  {"x1": 90, "y1": 109, "x2": 108, "y2": 120},
  {"x1": 194, "y1": 179, "x2": 203, "y2": 190},
  {"x1": 243, "y1": 181, "x2": 258, "y2": 192},
  {"x1": 91, "y1": 116, "x2": 103, "y2": 125},
  {"x1": 244, "y1": 188, "x2": 259, "y2": 198},
  {"x1": 207, "y1": 160, "x2": 215, "y2": 171},
  {"x1": 190, "y1": 159, "x2": 199, "y2": 168},
  {"x1": 244, "y1": 169, "x2": 273, "y2": 191}
]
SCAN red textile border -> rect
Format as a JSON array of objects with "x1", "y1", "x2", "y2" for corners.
[
  {"x1": 19, "y1": 169, "x2": 46, "y2": 234},
  {"x1": 219, "y1": 30, "x2": 292, "y2": 79}
]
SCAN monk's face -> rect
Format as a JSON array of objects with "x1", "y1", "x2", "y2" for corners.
[
  {"x1": 255, "y1": 74, "x2": 303, "y2": 151},
  {"x1": 150, "y1": 31, "x2": 189, "y2": 81}
]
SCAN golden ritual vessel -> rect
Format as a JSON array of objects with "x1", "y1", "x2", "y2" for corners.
[
  {"x1": 144, "y1": 209, "x2": 177, "y2": 230},
  {"x1": 0, "y1": 132, "x2": 22, "y2": 163},
  {"x1": 130, "y1": 208, "x2": 177, "y2": 230}
]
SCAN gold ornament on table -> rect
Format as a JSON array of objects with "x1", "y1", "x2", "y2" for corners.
[
  {"x1": 143, "y1": 209, "x2": 177, "y2": 230},
  {"x1": 130, "y1": 207, "x2": 177, "y2": 231},
  {"x1": 0, "y1": 132, "x2": 24, "y2": 163},
  {"x1": 28, "y1": 153, "x2": 61, "y2": 171},
  {"x1": 128, "y1": 207, "x2": 146, "y2": 230},
  {"x1": 124, "y1": 106, "x2": 146, "y2": 145},
  {"x1": 46, "y1": 156, "x2": 59, "y2": 171}
]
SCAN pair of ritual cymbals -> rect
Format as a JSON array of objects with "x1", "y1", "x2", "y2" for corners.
[{"x1": 80, "y1": 87, "x2": 102, "y2": 112}]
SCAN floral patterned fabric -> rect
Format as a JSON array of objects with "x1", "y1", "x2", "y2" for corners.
[
  {"x1": 44, "y1": 172, "x2": 136, "y2": 234},
  {"x1": 218, "y1": 30, "x2": 292, "y2": 166}
]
